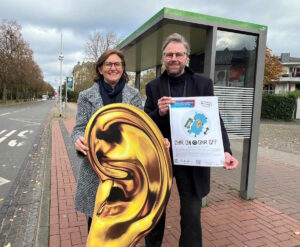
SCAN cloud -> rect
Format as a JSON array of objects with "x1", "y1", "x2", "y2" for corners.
[
  {"x1": 216, "y1": 31, "x2": 257, "y2": 51},
  {"x1": 1, "y1": 0, "x2": 300, "y2": 88},
  {"x1": 22, "y1": 24, "x2": 85, "y2": 85}
]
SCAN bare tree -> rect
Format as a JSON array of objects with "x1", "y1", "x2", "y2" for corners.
[
  {"x1": 140, "y1": 68, "x2": 156, "y2": 100},
  {"x1": 0, "y1": 20, "x2": 24, "y2": 102},
  {"x1": 0, "y1": 19, "x2": 47, "y2": 102},
  {"x1": 85, "y1": 31, "x2": 122, "y2": 62}
]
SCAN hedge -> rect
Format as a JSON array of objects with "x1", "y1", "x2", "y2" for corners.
[
  {"x1": 66, "y1": 91, "x2": 79, "y2": 102},
  {"x1": 261, "y1": 93, "x2": 296, "y2": 120}
]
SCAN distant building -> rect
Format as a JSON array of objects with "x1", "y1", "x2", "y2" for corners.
[
  {"x1": 274, "y1": 53, "x2": 300, "y2": 94},
  {"x1": 72, "y1": 61, "x2": 95, "y2": 92}
]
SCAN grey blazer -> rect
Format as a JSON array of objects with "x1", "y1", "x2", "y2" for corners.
[{"x1": 71, "y1": 82, "x2": 143, "y2": 217}]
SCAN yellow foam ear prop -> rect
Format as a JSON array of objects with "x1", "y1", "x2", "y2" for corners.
[{"x1": 85, "y1": 103, "x2": 172, "y2": 247}]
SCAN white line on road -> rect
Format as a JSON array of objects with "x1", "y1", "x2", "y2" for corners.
[
  {"x1": 18, "y1": 130, "x2": 34, "y2": 138},
  {"x1": 8, "y1": 118, "x2": 41, "y2": 125},
  {"x1": 0, "y1": 130, "x2": 17, "y2": 143},
  {"x1": 6, "y1": 130, "x2": 34, "y2": 147},
  {"x1": 0, "y1": 129, "x2": 34, "y2": 147},
  {"x1": 0, "y1": 130, "x2": 7, "y2": 135},
  {"x1": 0, "y1": 177, "x2": 10, "y2": 186},
  {"x1": 0, "y1": 112, "x2": 11, "y2": 117},
  {"x1": 8, "y1": 140, "x2": 25, "y2": 147}
]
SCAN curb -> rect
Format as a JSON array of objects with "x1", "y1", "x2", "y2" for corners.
[{"x1": 34, "y1": 122, "x2": 52, "y2": 247}]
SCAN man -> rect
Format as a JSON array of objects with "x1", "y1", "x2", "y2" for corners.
[{"x1": 144, "y1": 33, "x2": 238, "y2": 247}]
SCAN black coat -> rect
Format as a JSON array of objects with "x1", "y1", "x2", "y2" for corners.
[{"x1": 144, "y1": 67, "x2": 232, "y2": 198}]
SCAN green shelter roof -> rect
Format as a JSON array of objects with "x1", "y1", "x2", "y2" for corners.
[{"x1": 118, "y1": 7, "x2": 267, "y2": 49}]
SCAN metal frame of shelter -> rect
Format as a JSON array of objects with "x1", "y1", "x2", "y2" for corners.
[{"x1": 118, "y1": 7, "x2": 267, "y2": 200}]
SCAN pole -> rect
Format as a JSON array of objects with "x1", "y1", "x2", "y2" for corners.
[
  {"x1": 55, "y1": 79, "x2": 58, "y2": 102},
  {"x1": 65, "y1": 78, "x2": 67, "y2": 110},
  {"x1": 59, "y1": 32, "x2": 64, "y2": 117}
]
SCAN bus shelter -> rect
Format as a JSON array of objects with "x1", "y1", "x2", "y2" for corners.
[{"x1": 118, "y1": 7, "x2": 267, "y2": 200}]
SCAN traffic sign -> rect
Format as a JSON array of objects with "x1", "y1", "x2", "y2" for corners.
[{"x1": 66, "y1": 76, "x2": 74, "y2": 91}]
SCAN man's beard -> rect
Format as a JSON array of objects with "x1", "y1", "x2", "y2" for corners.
[{"x1": 166, "y1": 64, "x2": 185, "y2": 77}]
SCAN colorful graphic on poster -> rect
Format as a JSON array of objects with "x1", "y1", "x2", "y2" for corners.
[{"x1": 183, "y1": 111, "x2": 209, "y2": 137}]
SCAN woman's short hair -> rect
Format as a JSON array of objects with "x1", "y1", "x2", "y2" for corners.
[
  {"x1": 94, "y1": 49, "x2": 129, "y2": 82},
  {"x1": 162, "y1": 33, "x2": 190, "y2": 56}
]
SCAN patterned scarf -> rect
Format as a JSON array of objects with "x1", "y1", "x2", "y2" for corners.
[{"x1": 98, "y1": 77, "x2": 126, "y2": 106}]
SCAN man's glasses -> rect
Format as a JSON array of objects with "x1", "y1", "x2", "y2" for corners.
[
  {"x1": 103, "y1": 62, "x2": 123, "y2": 69},
  {"x1": 163, "y1": 52, "x2": 186, "y2": 60}
]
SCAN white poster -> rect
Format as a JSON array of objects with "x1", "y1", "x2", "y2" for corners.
[{"x1": 169, "y1": 96, "x2": 225, "y2": 167}]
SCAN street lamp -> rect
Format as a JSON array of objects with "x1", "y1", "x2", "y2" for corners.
[{"x1": 58, "y1": 32, "x2": 64, "y2": 117}]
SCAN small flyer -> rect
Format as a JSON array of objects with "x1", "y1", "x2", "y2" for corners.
[{"x1": 169, "y1": 96, "x2": 224, "y2": 167}]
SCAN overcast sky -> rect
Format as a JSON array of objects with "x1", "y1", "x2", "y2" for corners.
[{"x1": 1, "y1": 0, "x2": 299, "y2": 89}]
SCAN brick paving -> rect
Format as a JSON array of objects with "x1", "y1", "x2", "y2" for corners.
[
  {"x1": 212, "y1": 146, "x2": 300, "y2": 221},
  {"x1": 49, "y1": 104, "x2": 300, "y2": 247},
  {"x1": 49, "y1": 121, "x2": 87, "y2": 247}
]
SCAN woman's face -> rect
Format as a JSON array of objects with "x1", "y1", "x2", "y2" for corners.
[{"x1": 99, "y1": 54, "x2": 124, "y2": 86}]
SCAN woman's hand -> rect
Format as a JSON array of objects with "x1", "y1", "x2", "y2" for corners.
[
  {"x1": 224, "y1": 152, "x2": 238, "y2": 170},
  {"x1": 75, "y1": 136, "x2": 89, "y2": 155}
]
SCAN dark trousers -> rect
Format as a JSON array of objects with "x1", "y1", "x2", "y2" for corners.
[
  {"x1": 145, "y1": 211, "x2": 166, "y2": 247},
  {"x1": 145, "y1": 166, "x2": 202, "y2": 247},
  {"x1": 87, "y1": 217, "x2": 92, "y2": 233}
]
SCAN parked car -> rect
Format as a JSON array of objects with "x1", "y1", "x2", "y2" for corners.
[{"x1": 42, "y1": 95, "x2": 49, "y2": 101}]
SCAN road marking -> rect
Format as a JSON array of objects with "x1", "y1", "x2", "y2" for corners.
[
  {"x1": 0, "y1": 130, "x2": 17, "y2": 143},
  {"x1": 0, "y1": 129, "x2": 34, "y2": 147},
  {"x1": 18, "y1": 130, "x2": 34, "y2": 138},
  {"x1": 0, "y1": 177, "x2": 10, "y2": 186},
  {"x1": 0, "y1": 112, "x2": 11, "y2": 117},
  {"x1": 0, "y1": 130, "x2": 7, "y2": 135},
  {"x1": 8, "y1": 118, "x2": 40, "y2": 126},
  {"x1": 13, "y1": 109, "x2": 24, "y2": 113},
  {"x1": 8, "y1": 140, "x2": 25, "y2": 147}
]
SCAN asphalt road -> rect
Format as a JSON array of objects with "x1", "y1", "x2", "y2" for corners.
[{"x1": 0, "y1": 100, "x2": 55, "y2": 207}]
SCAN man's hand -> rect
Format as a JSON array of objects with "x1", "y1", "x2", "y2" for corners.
[
  {"x1": 75, "y1": 136, "x2": 89, "y2": 155},
  {"x1": 224, "y1": 152, "x2": 238, "y2": 170},
  {"x1": 163, "y1": 138, "x2": 170, "y2": 149},
  {"x1": 158, "y1": 96, "x2": 175, "y2": 117}
]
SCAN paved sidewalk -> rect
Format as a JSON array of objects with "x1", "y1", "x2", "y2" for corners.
[
  {"x1": 49, "y1": 104, "x2": 300, "y2": 247},
  {"x1": 49, "y1": 121, "x2": 87, "y2": 247}
]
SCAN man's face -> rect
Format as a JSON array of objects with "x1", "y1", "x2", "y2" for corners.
[{"x1": 163, "y1": 42, "x2": 188, "y2": 77}]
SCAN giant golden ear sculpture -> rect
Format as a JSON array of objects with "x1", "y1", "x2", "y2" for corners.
[{"x1": 85, "y1": 103, "x2": 172, "y2": 247}]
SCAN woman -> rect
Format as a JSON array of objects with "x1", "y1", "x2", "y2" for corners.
[{"x1": 71, "y1": 49, "x2": 143, "y2": 231}]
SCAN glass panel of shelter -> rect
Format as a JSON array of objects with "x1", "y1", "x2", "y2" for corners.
[
  {"x1": 215, "y1": 30, "x2": 258, "y2": 89},
  {"x1": 211, "y1": 30, "x2": 259, "y2": 196},
  {"x1": 213, "y1": 30, "x2": 258, "y2": 140}
]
